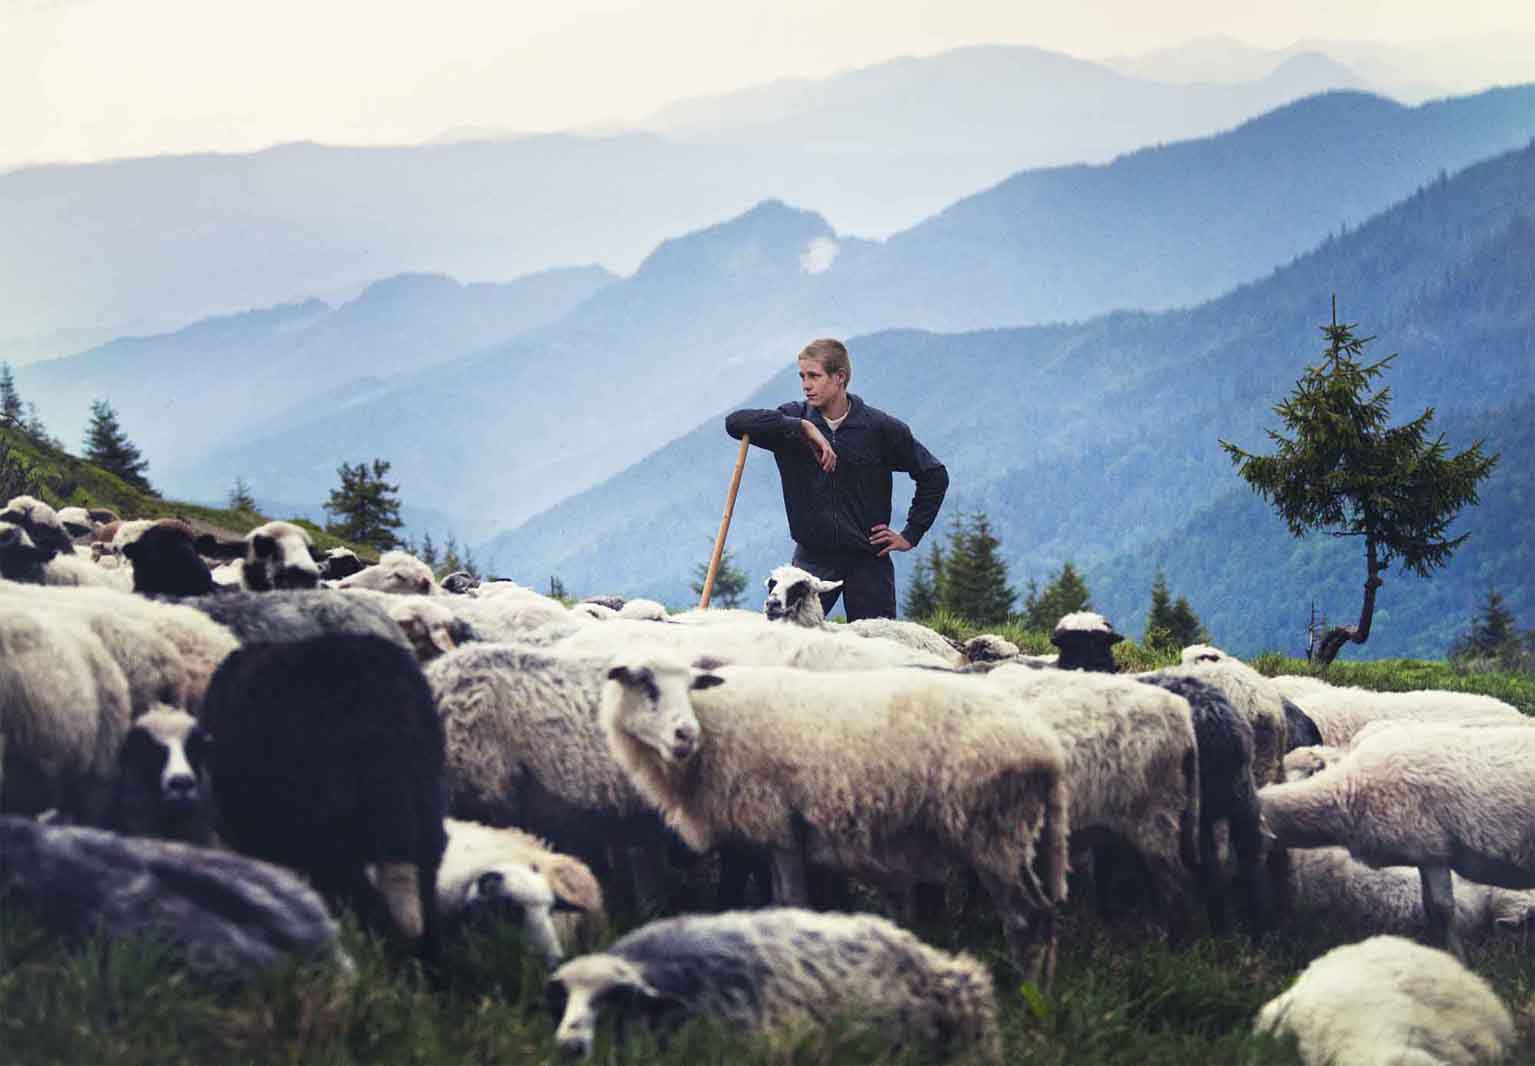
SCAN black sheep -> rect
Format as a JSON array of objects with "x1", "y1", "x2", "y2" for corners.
[{"x1": 201, "y1": 633, "x2": 447, "y2": 957}]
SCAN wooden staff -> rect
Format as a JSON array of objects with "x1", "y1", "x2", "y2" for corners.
[{"x1": 699, "y1": 435, "x2": 751, "y2": 609}]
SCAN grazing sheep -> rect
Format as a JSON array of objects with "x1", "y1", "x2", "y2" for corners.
[
  {"x1": 202, "y1": 634, "x2": 447, "y2": 954},
  {"x1": 437, "y1": 818, "x2": 606, "y2": 963},
  {"x1": 983, "y1": 665, "x2": 1200, "y2": 940},
  {"x1": 602, "y1": 657, "x2": 1069, "y2": 978},
  {"x1": 549, "y1": 908, "x2": 1001, "y2": 1063},
  {"x1": 1259, "y1": 723, "x2": 1535, "y2": 959},
  {"x1": 0, "y1": 603, "x2": 132, "y2": 822},
  {"x1": 1253, "y1": 935, "x2": 1514, "y2": 1065},
  {"x1": 108, "y1": 706, "x2": 216, "y2": 845},
  {"x1": 1284, "y1": 846, "x2": 1535, "y2": 941},
  {"x1": 1050, "y1": 612, "x2": 1123, "y2": 672},
  {"x1": 1159, "y1": 648, "x2": 1290, "y2": 786},
  {"x1": 1269, "y1": 672, "x2": 1524, "y2": 748},
  {"x1": 237, "y1": 520, "x2": 321, "y2": 591},
  {"x1": 0, "y1": 816, "x2": 352, "y2": 988},
  {"x1": 335, "y1": 549, "x2": 437, "y2": 595},
  {"x1": 425, "y1": 643, "x2": 674, "y2": 910},
  {"x1": 1136, "y1": 673, "x2": 1268, "y2": 937},
  {"x1": 187, "y1": 588, "x2": 412, "y2": 653}
]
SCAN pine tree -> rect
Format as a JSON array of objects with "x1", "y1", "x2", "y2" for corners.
[
  {"x1": 227, "y1": 476, "x2": 257, "y2": 513},
  {"x1": 323, "y1": 458, "x2": 403, "y2": 551},
  {"x1": 548, "y1": 575, "x2": 568, "y2": 601},
  {"x1": 1025, "y1": 561, "x2": 1091, "y2": 630},
  {"x1": 1145, "y1": 569, "x2": 1177, "y2": 648},
  {"x1": 1168, "y1": 595, "x2": 1207, "y2": 648},
  {"x1": 1450, "y1": 585, "x2": 1520, "y2": 665},
  {"x1": 903, "y1": 541, "x2": 944, "y2": 619},
  {"x1": 690, "y1": 546, "x2": 748, "y2": 609},
  {"x1": 22, "y1": 402, "x2": 50, "y2": 444},
  {"x1": 941, "y1": 512, "x2": 1014, "y2": 624},
  {"x1": 0, "y1": 363, "x2": 21, "y2": 426},
  {"x1": 83, "y1": 398, "x2": 152, "y2": 491},
  {"x1": 1222, "y1": 299, "x2": 1497, "y2": 665},
  {"x1": 418, "y1": 531, "x2": 440, "y2": 571}
]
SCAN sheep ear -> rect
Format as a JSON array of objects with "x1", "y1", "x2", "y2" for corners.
[
  {"x1": 250, "y1": 534, "x2": 277, "y2": 559},
  {"x1": 811, "y1": 577, "x2": 843, "y2": 594},
  {"x1": 606, "y1": 665, "x2": 633, "y2": 685},
  {"x1": 690, "y1": 672, "x2": 725, "y2": 691}
]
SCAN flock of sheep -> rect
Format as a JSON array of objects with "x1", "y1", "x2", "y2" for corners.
[{"x1": 2, "y1": 496, "x2": 1533, "y2": 1064}]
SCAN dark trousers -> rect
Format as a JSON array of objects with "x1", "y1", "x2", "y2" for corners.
[{"x1": 791, "y1": 545, "x2": 896, "y2": 622}]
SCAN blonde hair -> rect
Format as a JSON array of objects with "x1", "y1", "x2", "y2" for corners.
[{"x1": 797, "y1": 338, "x2": 850, "y2": 386}]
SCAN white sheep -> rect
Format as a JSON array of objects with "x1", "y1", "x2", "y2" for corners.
[
  {"x1": 615, "y1": 597, "x2": 668, "y2": 621},
  {"x1": 1159, "y1": 647, "x2": 1291, "y2": 785},
  {"x1": 1282, "y1": 714, "x2": 1535, "y2": 782},
  {"x1": 1284, "y1": 846, "x2": 1535, "y2": 941},
  {"x1": 983, "y1": 665, "x2": 1201, "y2": 939},
  {"x1": 1253, "y1": 935, "x2": 1514, "y2": 1065},
  {"x1": 1259, "y1": 722, "x2": 1535, "y2": 959},
  {"x1": 0, "y1": 602, "x2": 132, "y2": 822},
  {"x1": 1270, "y1": 671, "x2": 1523, "y2": 747},
  {"x1": 549, "y1": 908, "x2": 1001, "y2": 1063},
  {"x1": 239, "y1": 520, "x2": 322, "y2": 591},
  {"x1": 760, "y1": 563, "x2": 964, "y2": 663},
  {"x1": 438, "y1": 818, "x2": 606, "y2": 962},
  {"x1": 601, "y1": 656, "x2": 1070, "y2": 979},
  {"x1": 335, "y1": 549, "x2": 439, "y2": 595}
]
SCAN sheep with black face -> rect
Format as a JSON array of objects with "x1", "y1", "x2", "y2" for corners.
[{"x1": 109, "y1": 706, "x2": 216, "y2": 845}]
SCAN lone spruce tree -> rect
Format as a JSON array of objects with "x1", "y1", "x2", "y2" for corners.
[
  {"x1": 324, "y1": 459, "x2": 404, "y2": 551},
  {"x1": 1221, "y1": 300, "x2": 1497, "y2": 665},
  {"x1": 0, "y1": 363, "x2": 21, "y2": 426},
  {"x1": 942, "y1": 511, "x2": 1015, "y2": 625},
  {"x1": 84, "y1": 398, "x2": 153, "y2": 491},
  {"x1": 690, "y1": 546, "x2": 748, "y2": 609}
]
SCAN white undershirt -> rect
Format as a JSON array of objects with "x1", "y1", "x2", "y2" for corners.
[{"x1": 824, "y1": 407, "x2": 851, "y2": 432}]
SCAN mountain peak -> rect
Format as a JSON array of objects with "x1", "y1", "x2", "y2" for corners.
[{"x1": 630, "y1": 199, "x2": 838, "y2": 286}]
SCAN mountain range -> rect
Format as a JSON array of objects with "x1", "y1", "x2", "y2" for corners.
[
  {"x1": 1, "y1": 43, "x2": 1371, "y2": 356},
  {"x1": 482, "y1": 139, "x2": 1535, "y2": 658}
]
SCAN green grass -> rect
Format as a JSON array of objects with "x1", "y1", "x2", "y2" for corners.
[{"x1": 0, "y1": 423, "x2": 373, "y2": 559}]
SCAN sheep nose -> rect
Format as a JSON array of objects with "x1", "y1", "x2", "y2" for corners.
[
  {"x1": 558, "y1": 1037, "x2": 591, "y2": 1060},
  {"x1": 164, "y1": 774, "x2": 198, "y2": 799},
  {"x1": 473, "y1": 871, "x2": 505, "y2": 900},
  {"x1": 670, "y1": 725, "x2": 698, "y2": 760}
]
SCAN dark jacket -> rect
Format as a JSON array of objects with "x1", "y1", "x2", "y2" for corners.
[{"x1": 725, "y1": 394, "x2": 949, "y2": 556}]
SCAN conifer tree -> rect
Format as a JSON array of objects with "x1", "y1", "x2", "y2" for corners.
[
  {"x1": 227, "y1": 476, "x2": 257, "y2": 513},
  {"x1": 1449, "y1": 585, "x2": 1520, "y2": 665},
  {"x1": 418, "y1": 531, "x2": 440, "y2": 571},
  {"x1": 0, "y1": 363, "x2": 21, "y2": 426},
  {"x1": 942, "y1": 511, "x2": 1015, "y2": 624},
  {"x1": 548, "y1": 575, "x2": 568, "y2": 600},
  {"x1": 83, "y1": 398, "x2": 152, "y2": 491},
  {"x1": 1222, "y1": 300, "x2": 1497, "y2": 665},
  {"x1": 1168, "y1": 595, "x2": 1207, "y2": 648},
  {"x1": 323, "y1": 458, "x2": 403, "y2": 551},
  {"x1": 1024, "y1": 561, "x2": 1091, "y2": 631},
  {"x1": 1145, "y1": 569, "x2": 1176, "y2": 647},
  {"x1": 903, "y1": 541, "x2": 944, "y2": 619},
  {"x1": 690, "y1": 546, "x2": 748, "y2": 609}
]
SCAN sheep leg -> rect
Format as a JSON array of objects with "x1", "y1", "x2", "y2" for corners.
[
  {"x1": 1198, "y1": 817, "x2": 1229, "y2": 936},
  {"x1": 769, "y1": 846, "x2": 810, "y2": 907},
  {"x1": 972, "y1": 864, "x2": 1052, "y2": 984},
  {"x1": 624, "y1": 844, "x2": 666, "y2": 917},
  {"x1": 1420, "y1": 864, "x2": 1462, "y2": 960},
  {"x1": 1228, "y1": 806, "x2": 1268, "y2": 941},
  {"x1": 1146, "y1": 852, "x2": 1197, "y2": 948}
]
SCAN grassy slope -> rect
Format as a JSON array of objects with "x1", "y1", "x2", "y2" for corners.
[
  {"x1": 0, "y1": 423, "x2": 372, "y2": 558},
  {"x1": 4, "y1": 639, "x2": 1534, "y2": 1063}
]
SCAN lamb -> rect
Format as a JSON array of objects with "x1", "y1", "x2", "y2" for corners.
[
  {"x1": 761, "y1": 563, "x2": 965, "y2": 663},
  {"x1": 437, "y1": 818, "x2": 606, "y2": 963},
  {"x1": 1269, "y1": 671, "x2": 1523, "y2": 747},
  {"x1": 0, "y1": 602, "x2": 132, "y2": 822},
  {"x1": 1136, "y1": 673, "x2": 1269, "y2": 936},
  {"x1": 0, "y1": 815, "x2": 352, "y2": 989},
  {"x1": 548, "y1": 908, "x2": 1001, "y2": 1063},
  {"x1": 108, "y1": 706, "x2": 216, "y2": 845},
  {"x1": 601, "y1": 656, "x2": 1069, "y2": 978},
  {"x1": 1253, "y1": 935, "x2": 1514, "y2": 1065},
  {"x1": 1050, "y1": 611, "x2": 1123, "y2": 672},
  {"x1": 201, "y1": 633, "x2": 447, "y2": 955},
  {"x1": 1284, "y1": 846, "x2": 1535, "y2": 942},
  {"x1": 1259, "y1": 722, "x2": 1535, "y2": 959},
  {"x1": 982, "y1": 665, "x2": 1201, "y2": 940},
  {"x1": 425, "y1": 643, "x2": 674, "y2": 907},
  {"x1": 335, "y1": 549, "x2": 437, "y2": 595}
]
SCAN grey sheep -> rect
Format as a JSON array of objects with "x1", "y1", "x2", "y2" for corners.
[
  {"x1": 549, "y1": 908, "x2": 1001, "y2": 1063},
  {"x1": 0, "y1": 815, "x2": 352, "y2": 989}
]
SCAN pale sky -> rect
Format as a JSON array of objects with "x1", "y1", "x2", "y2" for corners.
[{"x1": 6, "y1": 0, "x2": 1535, "y2": 170}]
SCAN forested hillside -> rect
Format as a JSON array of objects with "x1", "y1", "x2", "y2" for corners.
[{"x1": 485, "y1": 141, "x2": 1535, "y2": 658}]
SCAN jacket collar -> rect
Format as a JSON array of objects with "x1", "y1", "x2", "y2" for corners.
[{"x1": 806, "y1": 393, "x2": 864, "y2": 429}]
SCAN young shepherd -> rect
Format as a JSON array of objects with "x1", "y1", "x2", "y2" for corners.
[
  {"x1": 600, "y1": 656, "x2": 1069, "y2": 979},
  {"x1": 1259, "y1": 722, "x2": 1535, "y2": 960},
  {"x1": 548, "y1": 908, "x2": 1001, "y2": 1063},
  {"x1": 1254, "y1": 935, "x2": 1514, "y2": 1065}
]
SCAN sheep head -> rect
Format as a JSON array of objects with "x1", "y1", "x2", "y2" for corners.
[{"x1": 762, "y1": 564, "x2": 842, "y2": 625}]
